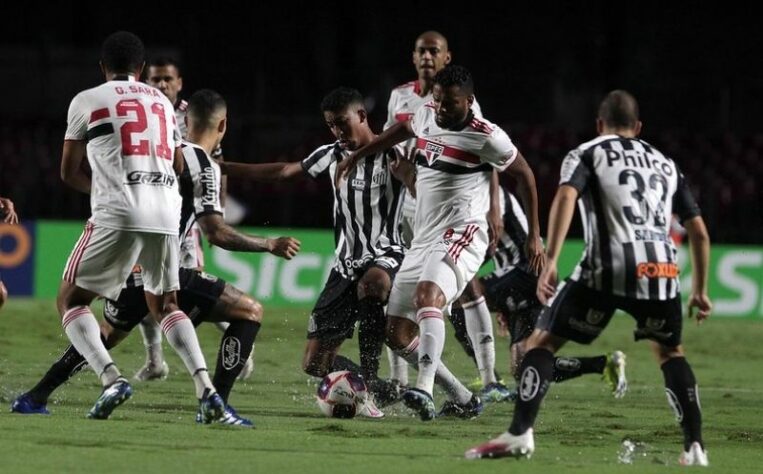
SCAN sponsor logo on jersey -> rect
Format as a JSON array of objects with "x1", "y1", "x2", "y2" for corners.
[
  {"x1": 350, "y1": 171, "x2": 387, "y2": 190},
  {"x1": 343, "y1": 256, "x2": 373, "y2": 270},
  {"x1": 125, "y1": 171, "x2": 176, "y2": 187},
  {"x1": 636, "y1": 262, "x2": 679, "y2": 279},
  {"x1": 200, "y1": 167, "x2": 218, "y2": 206},
  {"x1": 222, "y1": 336, "x2": 241, "y2": 370}
]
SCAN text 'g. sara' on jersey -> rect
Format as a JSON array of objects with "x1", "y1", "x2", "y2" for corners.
[
  {"x1": 301, "y1": 142, "x2": 404, "y2": 278},
  {"x1": 560, "y1": 134, "x2": 701, "y2": 300},
  {"x1": 64, "y1": 76, "x2": 182, "y2": 235},
  {"x1": 408, "y1": 102, "x2": 517, "y2": 247},
  {"x1": 178, "y1": 142, "x2": 223, "y2": 268}
]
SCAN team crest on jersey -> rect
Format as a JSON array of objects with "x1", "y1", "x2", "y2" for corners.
[{"x1": 423, "y1": 141, "x2": 443, "y2": 164}]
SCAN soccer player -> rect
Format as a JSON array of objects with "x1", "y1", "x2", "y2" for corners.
[
  {"x1": 337, "y1": 65, "x2": 544, "y2": 420},
  {"x1": 12, "y1": 89, "x2": 299, "y2": 426},
  {"x1": 0, "y1": 196, "x2": 19, "y2": 310},
  {"x1": 222, "y1": 87, "x2": 404, "y2": 410},
  {"x1": 134, "y1": 57, "x2": 254, "y2": 382},
  {"x1": 54, "y1": 31, "x2": 224, "y2": 421},
  {"x1": 481, "y1": 187, "x2": 626, "y2": 394},
  {"x1": 466, "y1": 90, "x2": 711, "y2": 466},
  {"x1": 384, "y1": 31, "x2": 510, "y2": 403}
]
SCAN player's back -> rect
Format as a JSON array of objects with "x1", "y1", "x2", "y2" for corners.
[
  {"x1": 562, "y1": 134, "x2": 699, "y2": 299},
  {"x1": 65, "y1": 77, "x2": 181, "y2": 234}
]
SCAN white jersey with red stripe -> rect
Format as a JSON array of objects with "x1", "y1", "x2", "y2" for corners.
[
  {"x1": 408, "y1": 102, "x2": 517, "y2": 248},
  {"x1": 384, "y1": 80, "x2": 483, "y2": 222},
  {"x1": 64, "y1": 75, "x2": 182, "y2": 235}
]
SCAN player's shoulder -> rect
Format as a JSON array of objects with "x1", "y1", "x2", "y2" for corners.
[
  {"x1": 181, "y1": 140, "x2": 212, "y2": 163},
  {"x1": 468, "y1": 115, "x2": 498, "y2": 136},
  {"x1": 393, "y1": 80, "x2": 419, "y2": 92},
  {"x1": 573, "y1": 134, "x2": 619, "y2": 155}
]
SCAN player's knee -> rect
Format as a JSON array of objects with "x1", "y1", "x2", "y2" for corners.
[
  {"x1": 239, "y1": 295, "x2": 263, "y2": 323},
  {"x1": 358, "y1": 274, "x2": 391, "y2": 300},
  {"x1": 414, "y1": 281, "x2": 446, "y2": 310},
  {"x1": 0, "y1": 281, "x2": 7, "y2": 310},
  {"x1": 652, "y1": 342, "x2": 684, "y2": 364}
]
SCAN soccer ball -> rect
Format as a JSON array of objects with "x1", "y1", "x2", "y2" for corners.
[{"x1": 316, "y1": 370, "x2": 368, "y2": 419}]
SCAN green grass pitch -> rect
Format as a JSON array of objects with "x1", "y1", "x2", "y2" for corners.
[{"x1": 1, "y1": 298, "x2": 762, "y2": 473}]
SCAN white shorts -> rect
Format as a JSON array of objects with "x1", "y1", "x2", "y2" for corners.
[
  {"x1": 387, "y1": 223, "x2": 488, "y2": 321},
  {"x1": 63, "y1": 221, "x2": 180, "y2": 300}
]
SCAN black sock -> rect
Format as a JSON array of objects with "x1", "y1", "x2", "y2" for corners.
[
  {"x1": 27, "y1": 344, "x2": 88, "y2": 404},
  {"x1": 212, "y1": 320, "x2": 260, "y2": 404},
  {"x1": 553, "y1": 355, "x2": 607, "y2": 383},
  {"x1": 509, "y1": 348, "x2": 554, "y2": 435},
  {"x1": 357, "y1": 296, "x2": 386, "y2": 381},
  {"x1": 661, "y1": 357, "x2": 703, "y2": 451},
  {"x1": 447, "y1": 306, "x2": 477, "y2": 364},
  {"x1": 331, "y1": 355, "x2": 362, "y2": 374}
]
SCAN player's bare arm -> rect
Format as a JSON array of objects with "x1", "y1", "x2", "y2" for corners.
[
  {"x1": 336, "y1": 120, "x2": 415, "y2": 183},
  {"x1": 683, "y1": 215, "x2": 712, "y2": 324},
  {"x1": 220, "y1": 161, "x2": 303, "y2": 181},
  {"x1": 0, "y1": 197, "x2": 18, "y2": 224},
  {"x1": 503, "y1": 152, "x2": 544, "y2": 275},
  {"x1": 487, "y1": 170, "x2": 503, "y2": 256},
  {"x1": 389, "y1": 152, "x2": 417, "y2": 197},
  {"x1": 536, "y1": 184, "x2": 578, "y2": 304},
  {"x1": 196, "y1": 212, "x2": 301, "y2": 259},
  {"x1": 173, "y1": 147, "x2": 184, "y2": 175},
  {"x1": 60, "y1": 140, "x2": 91, "y2": 193}
]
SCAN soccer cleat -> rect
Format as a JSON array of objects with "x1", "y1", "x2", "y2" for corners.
[
  {"x1": 401, "y1": 388, "x2": 437, "y2": 421},
  {"x1": 87, "y1": 378, "x2": 133, "y2": 419},
  {"x1": 678, "y1": 442, "x2": 709, "y2": 467},
  {"x1": 480, "y1": 382, "x2": 517, "y2": 403},
  {"x1": 367, "y1": 378, "x2": 401, "y2": 407},
  {"x1": 10, "y1": 393, "x2": 50, "y2": 415},
  {"x1": 237, "y1": 352, "x2": 255, "y2": 380},
  {"x1": 195, "y1": 404, "x2": 254, "y2": 427},
  {"x1": 357, "y1": 398, "x2": 385, "y2": 418},
  {"x1": 133, "y1": 360, "x2": 169, "y2": 381},
  {"x1": 438, "y1": 394, "x2": 484, "y2": 419},
  {"x1": 465, "y1": 429, "x2": 535, "y2": 459},
  {"x1": 603, "y1": 350, "x2": 628, "y2": 398},
  {"x1": 198, "y1": 389, "x2": 226, "y2": 424},
  {"x1": 467, "y1": 376, "x2": 484, "y2": 393}
]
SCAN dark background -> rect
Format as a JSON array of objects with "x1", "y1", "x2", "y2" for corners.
[{"x1": 1, "y1": 2, "x2": 761, "y2": 242}]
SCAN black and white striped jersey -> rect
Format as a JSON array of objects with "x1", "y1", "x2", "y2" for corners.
[
  {"x1": 178, "y1": 142, "x2": 223, "y2": 269},
  {"x1": 491, "y1": 187, "x2": 529, "y2": 274},
  {"x1": 560, "y1": 134, "x2": 701, "y2": 300},
  {"x1": 301, "y1": 142, "x2": 404, "y2": 279}
]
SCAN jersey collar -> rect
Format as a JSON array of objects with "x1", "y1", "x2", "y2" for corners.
[{"x1": 112, "y1": 74, "x2": 137, "y2": 82}]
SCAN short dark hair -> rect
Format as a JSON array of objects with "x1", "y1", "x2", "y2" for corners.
[
  {"x1": 320, "y1": 87, "x2": 364, "y2": 113},
  {"x1": 101, "y1": 31, "x2": 145, "y2": 73},
  {"x1": 598, "y1": 90, "x2": 640, "y2": 129},
  {"x1": 433, "y1": 65, "x2": 474, "y2": 95},
  {"x1": 188, "y1": 89, "x2": 227, "y2": 129},
  {"x1": 148, "y1": 56, "x2": 182, "y2": 75}
]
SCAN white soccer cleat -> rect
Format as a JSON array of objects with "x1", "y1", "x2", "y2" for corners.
[
  {"x1": 133, "y1": 361, "x2": 169, "y2": 381},
  {"x1": 678, "y1": 442, "x2": 709, "y2": 467},
  {"x1": 604, "y1": 350, "x2": 628, "y2": 398},
  {"x1": 465, "y1": 429, "x2": 535, "y2": 459},
  {"x1": 357, "y1": 398, "x2": 385, "y2": 418},
  {"x1": 237, "y1": 352, "x2": 255, "y2": 380}
]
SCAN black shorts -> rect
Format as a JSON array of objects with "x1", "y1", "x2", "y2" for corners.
[
  {"x1": 103, "y1": 268, "x2": 227, "y2": 331},
  {"x1": 536, "y1": 279, "x2": 683, "y2": 347},
  {"x1": 307, "y1": 252, "x2": 403, "y2": 342},
  {"x1": 481, "y1": 267, "x2": 543, "y2": 345}
]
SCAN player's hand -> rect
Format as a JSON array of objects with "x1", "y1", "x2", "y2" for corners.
[
  {"x1": 495, "y1": 311, "x2": 510, "y2": 338},
  {"x1": 525, "y1": 235, "x2": 545, "y2": 275},
  {"x1": 687, "y1": 292, "x2": 712, "y2": 325},
  {"x1": 269, "y1": 237, "x2": 301, "y2": 260},
  {"x1": 486, "y1": 207, "x2": 504, "y2": 257},
  {"x1": 335, "y1": 154, "x2": 360, "y2": 187},
  {"x1": 0, "y1": 197, "x2": 18, "y2": 224},
  {"x1": 536, "y1": 260, "x2": 558, "y2": 305}
]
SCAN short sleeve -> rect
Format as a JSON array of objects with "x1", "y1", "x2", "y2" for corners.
[
  {"x1": 559, "y1": 148, "x2": 591, "y2": 192},
  {"x1": 64, "y1": 94, "x2": 88, "y2": 140},
  {"x1": 672, "y1": 167, "x2": 701, "y2": 222},
  {"x1": 409, "y1": 104, "x2": 431, "y2": 137},
  {"x1": 479, "y1": 127, "x2": 518, "y2": 171},
  {"x1": 300, "y1": 144, "x2": 336, "y2": 178},
  {"x1": 383, "y1": 92, "x2": 397, "y2": 131}
]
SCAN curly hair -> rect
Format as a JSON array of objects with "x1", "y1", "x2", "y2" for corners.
[
  {"x1": 101, "y1": 31, "x2": 145, "y2": 74},
  {"x1": 433, "y1": 65, "x2": 474, "y2": 94}
]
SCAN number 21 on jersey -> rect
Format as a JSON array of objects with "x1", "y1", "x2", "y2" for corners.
[{"x1": 116, "y1": 99, "x2": 172, "y2": 160}]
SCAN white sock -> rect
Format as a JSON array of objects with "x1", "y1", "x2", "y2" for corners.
[
  {"x1": 160, "y1": 310, "x2": 213, "y2": 398},
  {"x1": 395, "y1": 335, "x2": 472, "y2": 404},
  {"x1": 386, "y1": 346, "x2": 409, "y2": 385},
  {"x1": 63, "y1": 306, "x2": 120, "y2": 386},
  {"x1": 138, "y1": 315, "x2": 164, "y2": 365},
  {"x1": 415, "y1": 307, "x2": 446, "y2": 396},
  {"x1": 464, "y1": 296, "x2": 497, "y2": 385}
]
